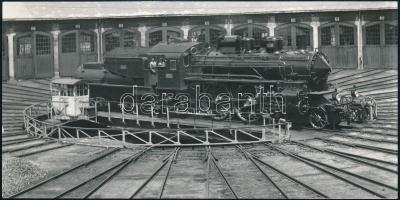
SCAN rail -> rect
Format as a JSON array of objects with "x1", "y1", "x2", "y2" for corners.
[{"x1": 22, "y1": 100, "x2": 292, "y2": 147}]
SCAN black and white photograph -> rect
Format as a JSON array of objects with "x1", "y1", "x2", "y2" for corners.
[{"x1": 2, "y1": 1, "x2": 398, "y2": 199}]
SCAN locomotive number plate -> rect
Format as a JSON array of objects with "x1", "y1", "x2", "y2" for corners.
[{"x1": 165, "y1": 73, "x2": 173, "y2": 79}]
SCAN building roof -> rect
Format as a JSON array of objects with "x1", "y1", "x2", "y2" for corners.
[
  {"x1": 51, "y1": 78, "x2": 86, "y2": 85},
  {"x1": 3, "y1": 1, "x2": 397, "y2": 21}
]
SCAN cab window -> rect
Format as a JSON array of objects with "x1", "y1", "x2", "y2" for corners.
[
  {"x1": 183, "y1": 55, "x2": 190, "y2": 67},
  {"x1": 169, "y1": 60, "x2": 177, "y2": 70}
]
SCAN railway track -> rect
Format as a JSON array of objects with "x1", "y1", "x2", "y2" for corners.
[{"x1": 243, "y1": 143, "x2": 398, "y2": 198}]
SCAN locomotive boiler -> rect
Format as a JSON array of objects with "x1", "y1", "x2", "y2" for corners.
[
  {"x1": 74, "y1": 36, "x2": 344, "y2": 129},
  {"x1": 183, "y1": 35, "x2": 337, "y2": 128}
]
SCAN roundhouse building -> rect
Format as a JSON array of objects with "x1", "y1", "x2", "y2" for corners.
[{"x1": 2, "y1": 1, "x2": 398, "y2": 81}]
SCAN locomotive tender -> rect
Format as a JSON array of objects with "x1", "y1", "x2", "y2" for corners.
[{"x1": 74, "y1": 35, "x2": 345, "y2": 129}]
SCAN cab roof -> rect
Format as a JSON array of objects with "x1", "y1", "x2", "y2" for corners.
[
  {"x1": 148, "y1": 42, "x2": 201, "y2": 54},
  {"x1": 51, "y1": 78, "x2": 86, "y2": 85},
  {"x1": 105, "y1": 47, "x2": 150, "y2": 58}
]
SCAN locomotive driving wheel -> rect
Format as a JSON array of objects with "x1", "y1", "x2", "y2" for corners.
[
  {"x1": 210, "y1": 85, "x2": 232, "y2": 121},
  {"x1": 309, "y1": 106, "x2": 328, "y2": 129},
  {"x1": 236, "y1": 96, "x2": 260, "y2": 123},
  {"x1": 212, "y1": 94, "x2": 231, "y2": 121},
  {"x1": 236, "y1": 85, "x2": 261, "y2": 123}
]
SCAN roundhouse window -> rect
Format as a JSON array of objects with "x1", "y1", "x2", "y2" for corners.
[
  {"x1": 366, "y1": 24, "x2": 380, "y2": 45},
  {"x1": 123, "y1": 31, "x2": 138, "y2": 47},
  {"x1": 296, "y1": 26, "x2": 311, "y2": 48},
  {"x1": 62, "y1": 33, "x2": 76, "y2": 53},
  {"x1": 36, "y1": 34, "x2": 50, "y2": 55},
  {"x1": 189, "y1": 26, "x2": 226, "y2": 47},
  {"x1": 79, "y1": 32, "x2": 95, "y2": 53},
  {"x1": 233, "y1": 27, "x2": 247, "y2": 37},
  {"x1": 232, "y1": 24, "x2": 268, "y2": 48},
  {"x1": 385, "y1": 24, "x2": 398, "y2": 45},
  {"x1": 276, "y1": 26, "x2": 292, "y2": 46},
  {"x1": 339, "y1": 25, "x2": 354, "y2": 45},
  {"x1": 189, "y1": 28, "x2": 207, "y2": 43},
  {"x1": 253, "y1": 27, "x2": 268, "y2": 43},
  {"x1": 321, "y1": 26, "x2": 335, "y2": 46},
  {"x1": 17, "y1": 36, "x2": 32, "y2": 56},
  {"x1": 105, "y1": 32, "x2": 120, "y2": 52},
  {"x1": 149, "y1": 30, "x2": 162, "y2": 47},
  {"x1": 167, "y1": 30, "x2": 181, "y2": 41},
  {"x1": 209, "y1": 29, "x2": 224, "y2": 47}
]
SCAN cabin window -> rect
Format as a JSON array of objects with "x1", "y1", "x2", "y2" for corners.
[
  {"x1": 339, "y1": 25, "x2": 354, "y2": 45},
  {"x1": 366, "y1": 24, "x2": 380, "y2": 45},
  {"x1": 149, "y1": 30, "x2": 162, "y2": 47},
  {"x1": 67, "y1": 85, "x2": 74, "y2": 96},
  {"x1": 17, "y1": 36, "x2": 32, "y2": 56},
  {"x1": 62, "y1": 33, "x2": 77, "y2": 53},
  {"x1": 76, "y1": 84, "x2": 88, "y2": 96},
  {"x1": 36, "y1": 34, "x2": 50, "y2": 55},
  {"x1": 60, "y1": 85, "x2": 67, "y2": 96},
  {"x1": 169, "y1": 60, "x2": 177, "y2": 70},
  {"x1": 80, "y1": 32, "x2": 95, "y2": 52},
  {"x1": 385, "y1": 24, "x2": 398, "y2": 45},
  {"x1": 321, "y1": 26, "x2": 335, "y2": 46},
  {"x1": 52, "y1": 84, "x2": 60, "y2": 96}
]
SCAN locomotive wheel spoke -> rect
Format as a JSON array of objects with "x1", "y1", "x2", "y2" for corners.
[{"x1": 309, "y1": 107, "x2": 328, "y2": 129}]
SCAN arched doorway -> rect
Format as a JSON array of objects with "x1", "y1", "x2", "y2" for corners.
[
  {"x1": 275, "y1": 23, "x2": 313, "y2": 50},
  {"x1": 103, "y1": 29, "x2": 141, "y2": 53},
  {"x1": 363, "y1": 22, "x2": 398, "y2": 68},
  {"x1": 232, "y1": 24, "x2": 269, "y2": 48},
  {"x1": 319, "y1": 22, "x2": 357, "y2": 68},
  {"x1": 59, "y1": 30, "x2": 98, "y2": 76},
  {"x1": 146, "y1": 27, "x2": 183, "y2": 47},
  {"x1": 189, "y1": 25, "x2": 226, "y2": 47},
  {"x1": 14, "y1": 31, "x2": 53, "y2": 79},
  {"x1": 2, "y1": 36, "x2": 8, "y2": 81}
]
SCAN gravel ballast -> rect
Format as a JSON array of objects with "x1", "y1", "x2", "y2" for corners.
[{"x1": 2, "y1": 155, "x2": 48, "y2": 198}]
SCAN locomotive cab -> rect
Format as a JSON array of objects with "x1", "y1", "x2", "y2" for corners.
[
  {"x1": 50, "y1": 78, "x2": 90, "y2": 120},
  {"x1": 147, "y1": 41, "x2": 204, "y2": 91}
]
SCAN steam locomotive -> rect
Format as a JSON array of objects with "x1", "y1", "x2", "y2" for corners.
[{"x1": 74, "y1": 35, "x2": 348, "y2": 129}]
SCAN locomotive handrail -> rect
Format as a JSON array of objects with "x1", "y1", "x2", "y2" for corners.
[{"x1": 185, "y1": 73, "x2": 263, "y2": 80}]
